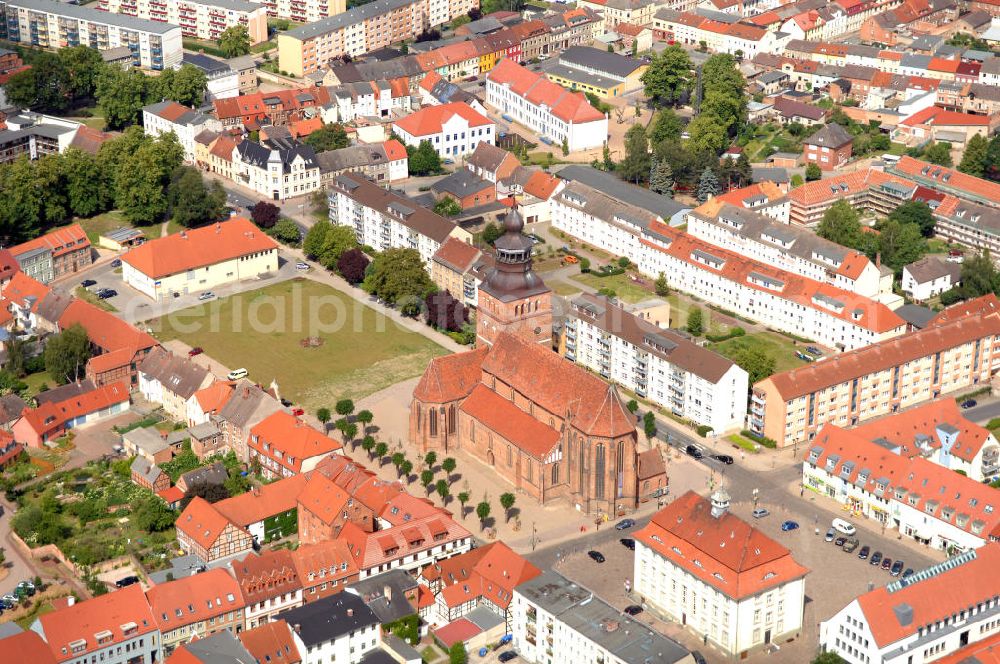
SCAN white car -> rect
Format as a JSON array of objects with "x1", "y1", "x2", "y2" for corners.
[
  {"x1": 296, "y1": 262, "x2": 310, "y2": 270},
  {"x1": 198, "y1": 292, "x2": 215, "y2": 301},
  {"x1": 227, "y1": 368, "x2": 248, "y2": 380}
]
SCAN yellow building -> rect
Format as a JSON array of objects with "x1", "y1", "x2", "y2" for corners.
[
  {"x1": 545, "y1": 45, "x2": 648, "y2": 98},
  {"x1": 121, "y1": 217, "x2": 279, "y2": 301}
]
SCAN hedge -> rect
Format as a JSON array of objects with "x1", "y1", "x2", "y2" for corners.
[
  {"x1": 741, "y1": 429, "x2": 778, "y2": 449},
  {"x1": 696, "y1": 425, "x2": 714, "y2": 438},
  {"x1": 705, "y1": 327, "x2": 745, "y2": 343}
]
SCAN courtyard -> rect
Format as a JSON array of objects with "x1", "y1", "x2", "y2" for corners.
[{"x1": 148, "y1": 279, "x2": 448, "y2": 413}]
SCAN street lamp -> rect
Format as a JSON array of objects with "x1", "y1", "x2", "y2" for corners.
[{"x1": 752, "y1": 487, "x2": 759, "y2": 507}]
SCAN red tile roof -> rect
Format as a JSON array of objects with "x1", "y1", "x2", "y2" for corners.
[
  {"x1": 339, "y1": 515, "x2": 471, "y2": 571},
  {"x1": 433, "y1": 542, "x2": 541, "y2": 610},
  {"x1": 146, "y1": 568, "x2": 246, "y2": 630},
  {"x1": 148, "y1": 101, "x2": 190, "y2": 122},
  {"x1": 394, "y1": 102, "x2": 493, "y2": 138},
  {"x1": 412, "y1": 345, "x2": 489, "y2": 403},
  {"x1": 175, "y1": 496, "x2": 235, "y2": 551},
  {"x1": 808, "y1": 426, "x2": 1000, "y2": 543},
  {"x1": 58, "y1": 299, "x2": 158, "y2": 354},
  {"x1": 634, "y1": 491, "x2": 809, "y2": 601},
  {"x1": 121, "y1": 218, "x2": 278, "y2": 279},
  {"x1": 929, "y1": 293, "x2": 1000, "y2": 325},
  {"x1": 855, "y1": 544, "x2": 1000, "y2": 648},
  {"x1": 762, "y1": 310, "x2": 1000, "y2": 398},
  {"x1": 4, "y1": 271, "x2": 50, "y2": 310},
  {"x1": 239, "y1": 620, "x2": 302, "y2": 664},
  {"x1": 787, "y1": 168, "x2": 913, "y2": 207},
  {"x1": 157, "y1": 485, "x2": 184, "y2": 505},
  {"x1": 20, "y1": 382, "x2": 130, "y2": 441},
  {"x1": 488, "y1": 58, "x2": 606, "y2": 124},
  {"x1": 433, "y1": 237, "x2": 482, "y2": 273},
  {"x1": 852, "y1": 398, "x2": 992, "y2": 463},
  {"x1": 900, "y1": 107, "x2": 991, "y2": 127},
  {"x1": 291, "y1": 539, "x2": 359, "y2": 585},
  {"x1": 9, "y1": 224, "x2": 89, "y2": 260},
  {"x1": 0, "y1": 631, "x2": 57, "y2": 664},
  {"x1": 215, "y1": 474, "x2": 307, "y2": 526},
  {"x1": 296, "y1": 473, "x2": 351, "y2": 526},
  {"x1": 893, "y1": 155, "x2": 1000, "y2": 202},
  {"x1": 249, "y1": 411, "x2": 343, "y2": 474},
  {"x1": 230, "y1": 549, "x2": 300, "y2": 605},
  {"x1": 460, "y1": 384, "x2": 560, "y2": 458},
  {"x1": 193, "y1": 380, "x2": 235, "y2": 415},
  {"x1": 434, "y1": 618, "x2": 482, "y2": 648},
  {"x1": 36, "y1": 585, "x2": 157, "y2": 662},
  {"x1": 383, "y1": 139, "x2": 407, "y2": 162},
  {"x1": 522, "y1": 170, "x2": 563, "y2": 200},
  {"x1": 933, "y1": 630, "x2": 1000, "y2": 664}
]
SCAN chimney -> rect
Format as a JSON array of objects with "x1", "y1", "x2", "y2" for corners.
[
  {"x1": 67, "y1": 597, "x2": 75, "y2": 607},
  {"x1": 243, "y1": 387, "x2": 250, "y2": 399},
  {"x1": 216, "y1": 222, "x2": 221, "y2": 233},
  {"x1": 293, "y1": 623, "x2": 301, "y2": 634},
  {"x1": 347, "y1": 608, "x2": 354, "y2": 617},
  {"x1": 384, "y1": 585, "x2": 392, "y2": 605}
]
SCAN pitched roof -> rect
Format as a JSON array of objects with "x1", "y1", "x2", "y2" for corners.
[
  {"x1": 9, "y1": 224, "x2": 89, "y2": 260},
  {"x1": 891, "y1": 156, "x2": 1000, "y2": 204},
  {"x1": 193, "y1": 380, "x2": 235, "y2": 415},
  {"x1": 296, "y1": 473, "x2": 352, "y2": 525},
  {"x1": 787, "y1": 168, "x2": 915, "y2": 208},
  {"x1": 637, "y1": 448, "x2": 666, "y2": 481},
  {"x1": 803, "y1": 122, "x2": 853, "y2": 148},
  {"x1": 903, "y1": 256, "x2": 960, "y2": 284},
  {"x1": 216, "y1": 379, "x2": 282, "y2": 430},
  {"x1": 230, "y1": 549, "x2": 300, "y2": 605},
  {"x1": 634, "y1": 491, "x2": 809, "y2": 600},
  {"x1": 431, "y1": 169, "x2": 494, "y2": 199},
  {"x1": 460, "y1": 384, "x2": 560, "y2": 457},
  {"x1": 331, "y1": 173, "x2": 460, "y2": 244},
  {"x1": 138, "y1": 348, "x2": 212, "y2": 400},
  {"x1": 394, "y1": 102, "x2": 493, "y2": 137},
  {"x1": 58, "y1": 299, "x2": 158, "y2": 354},
  {"x1": 19, "y1": 382, "x2": 130, "y2": 440},
  {"x1": 215, "y1": 474, "x2": 307, "y2": 526},
  {"x1": 900, "y1": 106, "x2": 991, "y2": 127},
  {"x1": 146, "y1": 568, "x2": 246, "y2": 629},
  {"x1": 4, "y1": 271, "x2": 51, "y2": 310},
  {"x1": 772, "y1": 96, "x2": 827, "y2": 122},
  {"x1": 851, "y1": 398, "x2": 992, "y2": 463},
  {"x1": 35, "y1": 585, "x2": 156, "y2": 662},
  {"x1": 487, "y1": 58, "x2": 606, "y2": 124},
  {"x1": 0, "y1": 630, "x2": 56, "y2": 664},
  {"x1": 249, "y1": 411, "x2": 343, "y2": 473},
  {"x1": 122, "y1": 218, "x2": 277, "y2": 279},
  {"x1": 175, "y1": 496, "x2": 236, "y2": 551},
  {"x1": 238, "y1": 620, "x2": 302, "y2": 664},
  {"x1": 432, "y1": 237, "x2": 482, "y2": 274},
  {"x1": 433, "y1": 542, "x2": 541, "y2": 610},
  {"x1": 290, "y1": 539, "x2": 359, "y2": 585},
  {"x1": 68, "y1": 125, "x2": 113, "y2": 155},
  {"x1": 467, "y1": 141, "x2": 517, "y2": 174},
  {"x1": 273, "y1": 593, "x2": 378, "y2": 647},
  {"x1": 339, "y1": 515, "x2": 471, "y2": 571},
  {"x1": 169, "y1": 630, "x2": 255, "y2": 664},
  {"x1": 762, "y1": 310, "x2": 1000, "y2": 398}
]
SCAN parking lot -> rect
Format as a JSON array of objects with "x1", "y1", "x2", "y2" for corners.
[
  {"x1": 552, "y1": 495, "x2": 939, "y2": 664},
  {"x1": 61, "y1": 250, "x2": 304, "y2": 325}
]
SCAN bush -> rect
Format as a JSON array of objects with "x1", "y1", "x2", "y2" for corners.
[
  {"x1": 696, "y1": 425, "x2": 714, "y2": 437},
  {"x1": 741, "y1": 429, "x2": 778, "y2": 449},
  {"x1": 705, "y1": 327, "x2": 745, "y2": 343},
  {"x1": 579, "y1": 257, "x2": 591, "y2": 272},
  {"x1": 617, "y1": 257, "x2": 630, "y2": 268}
]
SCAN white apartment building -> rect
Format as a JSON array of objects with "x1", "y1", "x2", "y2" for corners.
[
  {"x1": 142, "y1": 100, "x2": 223, "y2": 163},
  {"x1": 393, "y1": 102, "x2": 495, "y2": 160},
  {"x1": 231, "y1": 141, "x2": 320, "y2": 200},
  {"x1": 486, "y1": 58, "x2": 608, "y2": 153},
  {"x1": 549, "y1": 180, "x2": 907, "y2": 352},
  {"x1": 279, "y1": 593, "x2": 382, "y2": 664},
  {"x1": 687, "y1": 204, "x2": 890, "y2": 299},
  {"x1": 652, "y1": 8, "x2": 791, "y2": 58},
  {"x1": 633, "y1": 490, "x2": 809, "y2": 658},
  {"x1": 804, "y1": 424, "x2": 1000, "y2": 553},
  {"x1": 319, "y1": 80, "x2": 412, "y2": 124},
  {"x1": 511, "y1": 570, "x2": 694, "y2": 664},
  {"x1": 328, "y1": 172, "x2": 472, "y2": 268},
  {"x1": 820, "y1": 546, "x2": 1000, "y2": 664},
  {"x1": 901, "y1": 256, "x2": 961, "y2": 303},
  {"x1": 182, "y1": 53, "x2": 240, "y2": 101},
  {"x1": 564, "y1": 293, "x2": 749, "y2": 433},
  {"x1": 0, "y1": 0, "x2": 182, "y2": 70},
  {"x1": 98, "y1": 0, "x2": 269, "y2": 44}
]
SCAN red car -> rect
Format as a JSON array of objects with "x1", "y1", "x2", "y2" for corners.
[
  {"x1": 188, "y1": 347, "x2": 204, "y2": 357},
  {"x1": 292, "y1": 407, "x2": 305, "y2": 416}
]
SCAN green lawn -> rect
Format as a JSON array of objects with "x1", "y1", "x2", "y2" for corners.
[
  {"x1": 548, "y1": 279, "x2": 583, "y2": 297},
  {"x1": 22, "y1": 370, "x2": 56, "y2": 397},
  {"x1": 145, "y1": 219, "x2": 184, "y2": 240},
  {"x1": 570, "y1": 272, "x2": 653, "y2": 304},
  {"x1": 75, "y1": 286, "x2": 117, "y2": 312},
  {"x1": 709, "y1": 331, "x2": 810, "y2": 374},
  {"x1": 665, "y1": 294, "x2": 728, "y2": 333},
  {"x1": 74, "y1": 211, "x2": 128, "y2": 245},
  {"x1": 183, "y1": 39, "x2": 227, "y2": 58},
  {"x1": 149, "y1": 279, "x2": 447, "y2": 413}
]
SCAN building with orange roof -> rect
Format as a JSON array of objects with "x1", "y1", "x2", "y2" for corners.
[
  {"x1": 486, "y1": 58, "x2": 607, "y2": 152},
  {"x1": 889, "y1": 155, "x2": 1000, "y2": 209},
  {"x1": 142, "y1": 100, "x2": 224, "y2": 163},
  {"x1": 175, "y1": 496, "x2": 254, "y2": 562},
  {"x1": 31, "y1": 585, "x2": 158, "y2": 663},
  {"x1": 248, "y1": 411, "x2": 343, "y2": 480},
  {"x1": 292, "y1": 539, "x2": 360, "y2": 602},
  {"x1": 787, "y1": 167, "x2": 918, "y2": 226},
  {"x1": 805, "y1": 424, "x2": 1000, "y2": 552},
  {"x1": 238, "y1": 620, "x2": 302, "y2": 664},
  {"x1": 634, "y1": 489, "x2": 809, "y2": 657},
  {"x1": 315, "y1": 140, "x2": 409, "y2": 187},
  {"x1": 214, "y1": 473, "x2": 306, "y2": 544},
  {"x1": 418, "y1": 541, "x2": 541, "y2": 628},
  {"x1": 146, "y1": 567, "x2": 246, "y2": 655},
  {"x1": 296, "y1": 471, "x2": 375, "y2": 545},
  {"x1": 896, "y1": 107, "x2": 993, "y2": 148},
  {"x1": 430, "y1": 236, "x2": 494, "y2": 309},
  {"x1": 652, "y1": 8, "x2": 788, "y2": 59},
  {"x1": 122, "y1": 218, "x2": 278, "y2": 301},
  {"x1": 339, "y1": 514, "x2": 473, "y2": 579},
  {"x1": 8, "y1": 223, "x2": 91, "y2": 284},
  {"x1": 13, "y1": 381, "x2": 130, "y2": 448},
  {"x1": 931, "y1": 630, "x2": 1000, "y2": 664},
  {"x1": 393, "y1": 102, "x2": 495, "y2": 160},
  {"x1": 849, "y1": 398, "x2": 999, "y2": 481},
  {"x1": 230, "y1": 549, "x2": 303, "y2": 628},
  {"x1": 0, "y1": 629, "x2": 57, "y2": 664},
  {"x1": 187, "y1": 379, "x2": 235, "y2": 428},
  {"x1": 4, "y1": 270, "x2": 53, "y2": 332}
]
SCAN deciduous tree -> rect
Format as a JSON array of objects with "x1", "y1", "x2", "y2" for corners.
[
  {"x1": 251, "y1": 201, "x2": 281, "y2": 228},
  {"x1": 640, "y1": 45, "x2": 692, "y2": 107},
  {"x1": 817, "y1": 200, "x2": 864, "y2": 250},
  {"x1": 304, "y1": 123, "x2": 349, "y2": 152},
  {"x1": 44, "y1": 324, "x2": 90, "y2": 384},
  {"x1": 363, "y1": 248, "x2": 436, "y2": 315},
  {"x1": 500, "y1": 492, "x2": 516, "y2": 523},
  {"x1": 686, "y1": 306, "x2": 704, "y2": 336},
  {"x1": 336, "y1": 247, "x2": 370, "y2": 284},
  {"x1": 218, "y1": 25, "x2": 251, "y2": 57}
]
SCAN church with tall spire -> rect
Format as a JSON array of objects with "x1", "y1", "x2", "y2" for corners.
[
  {"x1": 476, "y1": 203, "x2": 552, "y2": 347},
  {"x1": 409, "y1": 205, "x2": 639, "y2": 515}
]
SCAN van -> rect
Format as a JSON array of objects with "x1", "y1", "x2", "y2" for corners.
[
  {"x1": 227, "y1": 368, "x2": 248, "y2": 380},
  {"x1": 832, "y1": 518, "x2": 856, "y2": 536}
]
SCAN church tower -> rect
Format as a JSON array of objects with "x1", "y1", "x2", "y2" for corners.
[{"x1": 476, "y1": 203, "x2": 552, "y2": 347}]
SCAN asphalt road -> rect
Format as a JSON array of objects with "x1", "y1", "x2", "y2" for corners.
[{"x1": 961, "y1": 398, "x2": 1000, "y2": 424}]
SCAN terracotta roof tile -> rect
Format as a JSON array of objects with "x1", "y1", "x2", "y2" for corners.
[
  {"x1": 488, "y1": 58, "x2": 606, "y2": 124},
  {"x1": 146, "y1": 568, "x2": 245, "y2": 629},
  {"x1": 230, "y1": 549, "x2": 300, "y2": 605},
  {"x1": 20, "y1": 382, "x2": 130, "y2": 440},
  {"x1": 290, "y1": 539, "x2": 358, "y2": 583},
  {"x1": 238, "y1": 620, "x2": 302, "y2": 664},
  {"x1": 59, "y1": 299, "x2": 157, "y2": 354},
  {"x1": 175, "y1": 496, "x2": 235, "y2": 551},
  {"x1": 249, "y1": 411, "x2": 343, "y2": 474},
  {"x1": 901, "y1": 107, "x2": 990, "y2": 127},
  {"x1": 296, "y1": 473, "x2": 351, "y2": 526},
  {"x1": 215, "y1": 474, "x2": 307, "y2": 526},
  {"x1": 412, "y1": 345, "x2": 488, "y2": 403},
  {"x1": 394, "y1": 102, "x2": 493, "y2": 138},
  {"x1": 852, "y1": 398, "x2": 991, "y2": 463},
  {"x1": 9, "y1": 224, "x2": 89, "y2": 260},
  {"x1": 433, "y1": 237, "x2": 482, "y2": 273},
  {"x1": 460, "y1": 384, "x2": 560, "y2": 457},
  {"x1": 0, "y1": 631, "x2": 57, "y2": 664}
]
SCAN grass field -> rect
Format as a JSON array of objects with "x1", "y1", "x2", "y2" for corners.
[
  {"x1": 149, "y1": 279, "x2": 447, "y2": 412},
  {"x1": 709, "y1": 331, "x2": 810, "y2": 374},
  {"x1": 75, "y1": 286, "x2": 117, "y2": 312},
  {"x1": 75, "y1": 211, "x2": 127, "y2": 245},
  {"x1": 22, "y1": 370, "x2": 56, "y2": 397},
  {"x1": 570, "y1": 272, "x2": 653, "y2": 304}
]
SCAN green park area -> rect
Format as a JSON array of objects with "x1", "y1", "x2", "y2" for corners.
[{"x1": 150, "y1": 279, "x2": 447, "y2": 413}]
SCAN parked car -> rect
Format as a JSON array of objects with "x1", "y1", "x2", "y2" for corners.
[
  {"x1": 858, "y1": 545, "x2": 870, "y2": 560},
  {"x1": 825, "y1": 528, "x2": 835, "y2": 542},
  {"x1": 713, "y1": 454, "x2": 734, "y2": 464},
  {"x1": 962, "y1": 399, "x2": 978, "y2": 409},
  {"x1": 752, "y1": 507, "x2": 770, "y2": 519},
  {"x1": 227, "y1": 368, "x2": 249, "y2": 380},
  {"x1": 188, "y1": 347, "x2": 204, "y2": 357},
  {"x1": 291, "y1": 407, "x2": 305, "y2": 416},
  {"x1": 16, "y1": 581, "x2": 35, "y2": 597},
  {"x1": 97, "y1": 288, "x2": 117, "y2": 299},
  {"x1": 296, "y1": 262, "x2": 310, "y2": 270},
  {"x1": 842, "y1": 538, "x2": 860, "y2": 553},
  {"x1": 881, "y1": 557, "x2": 893, "y2": 571},
  {"x1": 281, "y1": 398, "x2": 293, "y2": 407},
  {"x1": 780, "y1": 520, "x2": 799, "y2": 531},
  {"x1": 902, "y1": 568, "x2": 914, "y2": 578},
  {"x1": 498, "y1": 653, "x2": 518, "y2": 663},
  {"x1": 615, "y1": 518, "x2": 636, "y2": 531},
  {"x1": 0, "y1": 594, "x2": 16, "y2": 608},
  {"x1": 115, "y1": 575, "x2": 140, "y2": 588},
  {"x1": 691, "y1": 651, "x2": 707, "y2": 664},
  {"x1": 624, "y1": 605, "x2": 643, "y2": 616},
  {"x1": 80, "y1": 279, "x2": 97, "y2": 288},
  {"x1": 890, "y1": 560, "x2": 904, "y2": 577},
  {"x1": 110, "y1": 259, "x2": 122, "y2": 267},
  {"x1": 834, "y1": 536, "x2": 846, "y2": 547},
  {"x1": 685, "y1": 445, "x2": 704, "y2": 459},
  {"x1": 198, "y1": 291, "x2": 215, "y2": 301},
  {"x1": 588, "y1": 550, "x2": 606, "y2": 563},
  {"x1": 620, "y1": 538, "x2": 635, "y2": 550},
  {"x1": 806, "y1": 346, "x2": 822, "y2": 356},
  {"x1": 870, "y1": 551, "x2": 883, "y2": 566}
]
